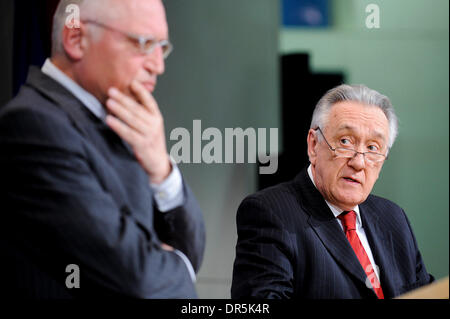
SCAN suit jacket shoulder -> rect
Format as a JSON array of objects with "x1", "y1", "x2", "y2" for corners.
[{"x1": 0, "y1": 86, "x2": 85, "y2": 153}]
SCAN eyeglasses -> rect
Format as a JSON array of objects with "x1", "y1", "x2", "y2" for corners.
[
  {"x1": 315, "y1": 127, "x2": 387, "y2": 164},
  {"x1": 83, "y1": 20, "x2": 173, "y2": 59}
]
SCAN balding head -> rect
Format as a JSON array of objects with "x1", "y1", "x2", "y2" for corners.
[
  {"x1": 51, "y1": 0, "x2": 166, "y2": 56},
  {"x1": 50, "y1": 0, "x2": 168, "y2": 103}
]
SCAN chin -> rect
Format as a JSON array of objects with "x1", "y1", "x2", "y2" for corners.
[{"x1": 336, "y1": 193, "x2": 366, "y2": 209}]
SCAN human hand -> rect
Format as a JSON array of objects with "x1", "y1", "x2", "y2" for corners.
[{"x1": 105, "y1": 80, "x2": 171, "y2": 184}]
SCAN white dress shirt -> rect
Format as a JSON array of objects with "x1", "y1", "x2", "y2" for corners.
[
  {"x1": 41, "y1": 59, "x2": 195, "y2": 282},
  {"x1": 307, "y1": 165, "x2": 380, "y2": 281}
]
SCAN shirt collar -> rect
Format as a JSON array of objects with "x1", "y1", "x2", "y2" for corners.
[
  {"x1": 307, "y1": 164, "x2": 362, "y2": 228},
  {"x1": 41, "y1": 58, "x2": 106, "y2": 121}
]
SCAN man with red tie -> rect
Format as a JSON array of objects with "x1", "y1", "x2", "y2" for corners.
[{"x1": 231, "y1": 84, "x2": 434, "y2": 299}]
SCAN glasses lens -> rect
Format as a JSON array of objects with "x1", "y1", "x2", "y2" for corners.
[
  {"x1": 141, "y1": 39, "x2": 172, "y2": 59},
  {"x1": 161, "y1": 41, "x2": 172, "y2": 59},
  {"x1": 365, "y1": 153, "x2": 385, "y2": 163},
  {"x1": 335, "y1": 148, "x2": 385, "y2": 164},
  {"x1": 141, "y1": 38, "x2": 156, "y2": 53},
  {"x1": 334, "y1": 148, "x2": 356, "y2": 158}
]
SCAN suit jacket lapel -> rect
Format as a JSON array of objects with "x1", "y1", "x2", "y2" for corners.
[
  {"x1": 25, "y1": 66, "x2": 135, "y2": 160},
  {"x1": 24, "y1": 67, "x2": 136, "y2": 213},
  {"x1": 294, "y1": 168, "x2": 373, "y2": 292},
  {"x1": 360, "y1": 200, "x2": 397, "y2": 298}
]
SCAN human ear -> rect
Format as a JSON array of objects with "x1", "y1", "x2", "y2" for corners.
[
  {"x1": 61, "y1": 24, "x2": 87, "y2": 60},
  {"x1": 307, "y1": 129, "x2": 318, "y2": 165}
]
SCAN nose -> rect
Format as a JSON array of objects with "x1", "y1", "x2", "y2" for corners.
[
  {"x1": 144, "y1": 46, "x2": 165, "y2": 75},
  {"x1": 347, "y1": 151, "x2": 366, "y2": 170}
]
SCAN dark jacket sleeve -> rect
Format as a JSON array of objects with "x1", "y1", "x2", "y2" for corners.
[
  {"x1": 231, "y1": 196, "x2": 296, "y2": 299},
  {"x1": 0, "y1": 108, "x2": 198, "y2": 298},
  {"x1": 153, "y1": 182, "x2": 206, "y2": 273},
  {"x1": 400, "y1": 209, "x2": 435, "y2": 289}
]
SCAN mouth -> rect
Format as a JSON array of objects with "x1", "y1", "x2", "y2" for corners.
[{"x1": 342, "y1": 176, "x2": 361, "y2": 185}]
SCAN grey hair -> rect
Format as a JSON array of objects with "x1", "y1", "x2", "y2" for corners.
[
  {"x1": 51, "y1": 0, "x2": 119, "y2": 56},
  {"x1": 310, "y1": 84, "x2": 399, "y2": 149}
]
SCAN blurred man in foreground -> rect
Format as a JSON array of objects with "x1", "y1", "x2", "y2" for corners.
[{"x1": 0, "y1": 0, "x2": 205, "y2": 298}]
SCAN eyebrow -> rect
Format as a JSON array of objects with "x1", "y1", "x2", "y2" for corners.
[{"x1": 336, "y1": 125, "x2": 387, "y2": 142}]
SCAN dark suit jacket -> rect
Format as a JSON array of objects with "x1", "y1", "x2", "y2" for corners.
[
  {"x1": 0, "y1": 67, "x2": 205, "y2": 298},
  {"x1": 231, "y1": 167, "x2": 433, "y2": 299}
]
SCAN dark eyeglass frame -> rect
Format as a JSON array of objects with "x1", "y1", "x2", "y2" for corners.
[
  {"x1": 82, "y1": 20, "x2": 173, "y2": 59},
  {"x1": 314, "y1": 127, "x2": 388, "y2": 164}
]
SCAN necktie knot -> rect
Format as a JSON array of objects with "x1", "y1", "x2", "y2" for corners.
[{"x1": 338, "y1": 210, "x2": 357, "y2": 232}]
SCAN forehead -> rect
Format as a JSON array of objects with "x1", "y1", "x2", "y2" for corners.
[
  {"x1": 111, "y1": 0, "x2": 168, "y2": 37},
  {"x1": 325, "y1": 101, "x2": 390, "y2": 140}
]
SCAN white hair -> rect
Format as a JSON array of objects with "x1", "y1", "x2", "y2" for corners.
[
  {"x1": 310, "y1": 84, "x2": 399, "y2": 149},
  {"x1": 51, "y1": 0, "x2": 120, "y2": 56}
]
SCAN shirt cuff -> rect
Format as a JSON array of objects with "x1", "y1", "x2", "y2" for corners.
[
  {"x1": 150, "y1": 157, "x2": 184, "y2": 212},
  {"x1": 173, "y1": 249, "x2": 196, "y2": 283}
]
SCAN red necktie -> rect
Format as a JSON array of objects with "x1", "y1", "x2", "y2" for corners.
[{"x1": 338, "y1": 211, "x2": 384, "y2": 299}]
